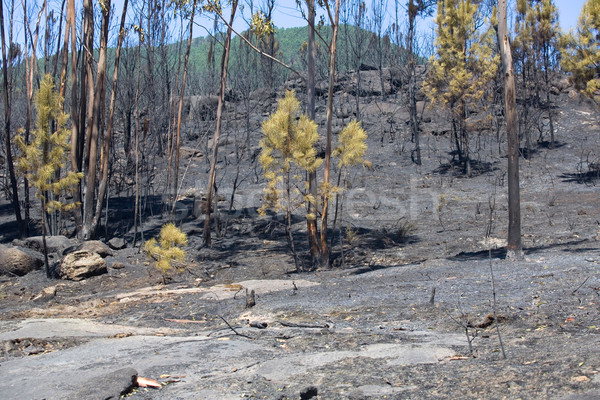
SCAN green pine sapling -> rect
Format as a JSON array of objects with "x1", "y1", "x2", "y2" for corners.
[
  {"x1": 16, "y1": 74, "x2": 83, "y2": 278},
  {"x1": 144, "y1": 223, "x2": 188, "y2": 284}
]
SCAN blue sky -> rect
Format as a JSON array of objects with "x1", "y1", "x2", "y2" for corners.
[
  {"x1": 262, "y1": 0, "x2": 585, "y2": 32},
  {"x1": 554, "y1": 0, "x2": 585, "y2": 32}
]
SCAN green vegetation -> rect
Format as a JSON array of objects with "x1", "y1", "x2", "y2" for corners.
[
  {"x1": 561, "y1": 0, "x2": 600, "y2": 103},
  {"x1": 259, "y1": 90, "x2": 369, "y2": 270},
  {"x1": 423, "y1": 0, "x2": 498, "y2": 175},
  {"x1": 514, "y1": 0, "x2": 560, "y2": 148},
  {"x1": 258, "y1": 90, "x2": 321, "y2": 270},
  {"x1": 144, "y1": 223, "x2": 188, "y2": 282},
  {"x1": 15, "y1": 74, "x2": 83, "y2": 278}
]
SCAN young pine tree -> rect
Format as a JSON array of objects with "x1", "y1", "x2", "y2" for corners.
[
  {"x1": 331, "y1": 120, "x2": 370, "y2": 253},
  {"x1": 259, "y1": 90, "x2": 322, "y2": 271},
  {"x1": 259, "y1": 91, "x2": 370, "y2": 270},
  {"x1": 561, "y1": 0, "x2": 600, "y2": 103},
  {"x1": 423, "y1": 0, "x2": 499, "y2": 175},
  {"x1": 16, "y1": 74, "x2": 83, "y2": 278},
  {"x1": 514, "y1": 0, "x2": 560, "y2": 149},
  {"x1": 144, "y1": 223, "x2": 188, "y2": 284}
]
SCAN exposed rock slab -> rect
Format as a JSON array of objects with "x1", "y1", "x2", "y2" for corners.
[
  {"x1": 72, "y1": 367, "x2": 138, "y2": 400},
  {"x1": 0, "y1": 318, "x2": 178, "y2": 340}
]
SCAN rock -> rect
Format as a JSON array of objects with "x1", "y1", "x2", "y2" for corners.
[
  {"x1": 300, "y1": 386, "x2": 318, "y2": 400},
  {"x1": 207, "y1": 137, "x2": 234, "y2": 149},
  {"x1": 185, "y1": 95, "x2": 219, "y2": 122},
  {"x1": 193, "y1": 197, "x2": 213, "y2": 218},
  {"x1": 31, "y1": 284, "x2": 62, "y2": 302},
  {"x1": 78, "y1": 240, "x2": 114, "y2": 258},
  {"x1": 180, "y1": 146, "x2": 203, "y2": 159},
  {"x1": 249, "y1": 321, "x2": 267, "y2": 329},
  {"x1": 22, "y1": 235, "x2": 74, "y2": 254},
  {"x1": 568, "y1": 88, "x2": 580, "y2": 100},
  {"x1": 23, "y1": 344, "x2": 44, "y2": 355},
  {"x1": 108, "y1": 237, "x2": 127, "y2": 250},
  {"x1": 558, "y1": 391, "x2": 600, "y2": 400},
  {"x1": 111, "y1": 262, "x2": 126, "y2": 270},
  {"x1": 58, "y1": 250, "x2": 107, "y2": 281},
  {"x1": 0, "y1": 244, "x2": 43, "y2": 276},
  {"x1": 246, "y1": 289, "x2": 256, "y2": 308},
  {"x1": 72, "y1": 367, "x2": 138, "y2": 400}
]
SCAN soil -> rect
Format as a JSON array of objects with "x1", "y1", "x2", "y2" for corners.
[{"x1": 1, "y1": 84, "x2": 600, "y2": 399}]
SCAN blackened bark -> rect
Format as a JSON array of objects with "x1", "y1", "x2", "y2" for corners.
[{"x1": 498, "y1": 0, "x2": 523, "y2": 259}]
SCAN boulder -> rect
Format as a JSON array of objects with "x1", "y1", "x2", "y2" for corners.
[
  {"x1": 31, "y1": 284, "x2": 63, "y2": 302},
  {"x1": 111, "y1": 262, "x2": 126, "y2": 270},
  {"x1": 193, "y1": 198, "x2": 212, "y2": 218},
  {"x1": 108, "y1": 237, "x2": 127, "y2": 250},
  {"x1": 0, "y1": 244, "x2": 43, "y2": 276},
  {"x1": 58, "y1": 250, "x2": 107, "y2": 281},
  {"x1": 180, "y1": 146, "x2": 204, "y2": 159},
  {"x1": 78, "y1": 240, "x2": 114, "y2": 258},
  {"x1": 21, "y1": 235, "x2": 74, "y2": 255}
]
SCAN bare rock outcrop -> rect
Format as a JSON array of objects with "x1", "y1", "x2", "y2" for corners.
[{"x1": 58, "y1": 250, "x2": 107, "y2": 281}]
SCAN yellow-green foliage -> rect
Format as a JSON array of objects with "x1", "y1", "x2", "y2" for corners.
[
  {"x1": 423, "y1": 0, "x2": 499, "y2": 117},
  {"x1": 561, "y1": 0, "x2": 600, "y2": 102},
  {"x1": 15, "y1": 74, "x2": 82, "y2": 213},
  {"x1": 514, "y1": 0, "x2": 560, "y2": 74},
  {"x1": 333, "y1": 120, "x2": 370, "y2": 169},
  {"x1": 144, "y1": 223, "x2": 188, "y2": 275},
  {"x1": 259, "y1": 90, "x2": 322, "y2": 216},
  {"x1": 259, "y1": 91, "x2": 370, "y2": 226},
  {"x1": 250, "y1": 10, "x2": 275, "y2": 38}
]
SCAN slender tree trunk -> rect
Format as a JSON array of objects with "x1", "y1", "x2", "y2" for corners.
[
  {"x1": 167, "y1": 17, "x2": 185, "y2": 207},
  {"x1": 91, "y1": 0, "x2": 128, "y2": 237},
  {"x1": 204, "y1": 0, "x2": 238, "y2": 246},
  {"x1": 58, "y1": 0, "x2": 70, "y2": 98},
  {"x1": 66, "y1": 0, "x2": 83, "y2": 231},
  {"x1": 173, "y1": 0, "x2": 197, "y2": 210},
  {"x1": 306, "y1": 0, "x2": 320, "y2": 268},
  {"x1": 40, "y1": 198, "x2": 51, "y2": 278},
  {"x1": 407, "y1": 1, "x2": 421, "y2": 165},
  {"x1": 320, "y1": 0, "x2": 341, "y2": 268},
  {"x1": 82, "y1": 0, "x2": 110, "y2": 239},
  {"x1": 0, "y1": 0, "x2": 23, "y2": 235},
  {"x1": 543, "y1": 48, "x2": 555, "y2": 148},
  {"x1": 23, "y1": 0, "x2": 45, "y2": 233},
  {"x1": 72, "y1": 0, "x2": 93, "y2": 235},
  {"x1": 498, "y1": 0, "x2": 523, "y2": 259},
  {"x1": 133, "y1": 16, "x2": 143, "y2": 248}
]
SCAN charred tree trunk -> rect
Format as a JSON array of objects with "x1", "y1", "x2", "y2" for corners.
[
  {"x1": 204, "y1": 0, "x2": 238, "y2": 246},
  {"x1": 407, "y1": 0, "x2": 422, "y2": 165},
  {"x1": 91, "y1": 0, "x2": 128, "y2": 238},
  {"x1": 82, "y1": 0, "x2": 110, "y2": 239},
  {"x1": 0, "y1": 0, "x2": 23, "y2": 235},
  {"x1": 306, "y1": 0, "x2": 321, "y2": 268},
  {"x1": 173, "y1": 0, "x2": 197, "y2": 211},
  {"x1": 498, "y1": 0, "x2": 523, "y2": 260},
  {"x1": 320, "y1": 0, "x2": 341, "y2": 268}
]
